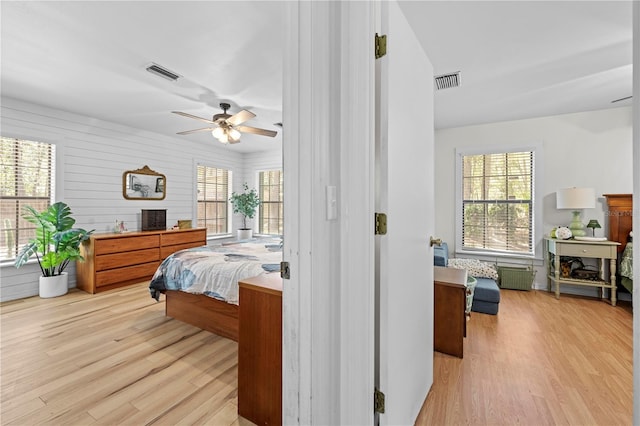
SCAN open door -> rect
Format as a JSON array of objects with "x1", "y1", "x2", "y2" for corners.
[{"x1": 375, "y1": 1, "x2": 436, "y2": 424}]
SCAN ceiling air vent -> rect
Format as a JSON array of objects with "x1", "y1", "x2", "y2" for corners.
[
  {"x1": 434, "y1": 71, "x2": 461, "y2": 91},
  {"x1": 145, "y1": 63, "x2": 181, "y2": 82}
]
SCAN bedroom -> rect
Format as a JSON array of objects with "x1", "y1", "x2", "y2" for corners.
[{"x1": 1, "y1": 1, "x2": 638, "y2": 425}]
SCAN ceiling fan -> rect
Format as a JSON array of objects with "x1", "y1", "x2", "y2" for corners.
[{"x1": 172, "y1": 102, "x2": 277, "y2": 144}]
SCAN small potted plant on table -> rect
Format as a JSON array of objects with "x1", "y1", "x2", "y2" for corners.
[
  {"x1": 14, "y1": 202, "x2": 94, "y2": 298},
  {"x1": 229, "y1": 183, "x2": 261, "y2": 240}
]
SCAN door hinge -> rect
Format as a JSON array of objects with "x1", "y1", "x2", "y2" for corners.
[
  {"x1": 280, "y1": 261, "x2": 290, "y2": 280},
  {"x1": 374, "y1": 388, "x2": 385, "y2": 413},
  {"x1": 375, "y1": 33, "x2": 387, "y2": 59},
  {"x1": 375, "y1": 212, "x2": 387, "y2": 235}
]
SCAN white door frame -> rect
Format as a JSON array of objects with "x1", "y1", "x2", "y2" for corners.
[{"x1": 282, "y1": 1, "x2": 376, "y2": 424}]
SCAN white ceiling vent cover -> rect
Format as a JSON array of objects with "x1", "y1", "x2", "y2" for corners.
[
  {"x1": 146, "y1": 63, "x2": 181, "y2": 82},
  {"x1": 434, "y1": 71, "x2": 461, "y2": 90}
]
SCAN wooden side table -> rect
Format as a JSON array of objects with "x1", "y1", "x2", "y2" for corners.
[{"x1": 544, "y1": 238, "x2": 620, "y2": 306}]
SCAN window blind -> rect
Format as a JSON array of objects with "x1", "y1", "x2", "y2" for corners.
[
  {"x1": 461, "y1": 151, "x2": 533, "y2": 254},
  {"x1": 196, "y1": 165, "x2": 229, "y2": 234},
  {"x1": 0, "y1": 137, "x2": 54, "y2": 260},
  {"x1": 258, "y1": 170, "x2": 283, "y2": 235}
]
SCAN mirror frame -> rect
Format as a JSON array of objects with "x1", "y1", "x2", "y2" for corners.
[{"x1": 122, "y1": 165, "x2": 166, "y2": 200}]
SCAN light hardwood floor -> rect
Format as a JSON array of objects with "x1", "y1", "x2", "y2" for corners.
[
  {"x1": 1, "y1": 283, "x2": 253, "y2": 426},
  {"x1": 1, "y1": 283, "x2": 633, "y2": 425},
  {"x1": 416, "y1": 289, "x2": 633, "y2": 425}
]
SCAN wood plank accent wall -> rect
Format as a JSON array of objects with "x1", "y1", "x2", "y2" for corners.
[{"x1": 0, "y1": 98, "x2": 281, "y2": 301}]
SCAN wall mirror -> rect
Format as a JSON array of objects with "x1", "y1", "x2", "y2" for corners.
[{"x1": 123, "y1": 165, "x2": 166, "y2": 200}]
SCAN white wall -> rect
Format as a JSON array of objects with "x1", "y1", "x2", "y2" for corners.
[
  {"x1": 0, "y1": 97, "x2": 281, "y2": 302},
  {"x1": 435, "y1": 106, "x2": 633, "y2": 292}
]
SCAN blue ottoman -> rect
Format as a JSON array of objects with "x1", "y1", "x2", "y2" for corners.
[{"x1": 471, "y1": 277, "x2": 500, "y2": 315}]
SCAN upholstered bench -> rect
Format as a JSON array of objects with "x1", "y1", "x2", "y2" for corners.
[{"x1": 470, "y1": 277, "x2": 500, "y2": 315}]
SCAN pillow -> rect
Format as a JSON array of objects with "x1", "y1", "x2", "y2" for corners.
[{"x1": 447, "y1": 258, "x2": 499, "y2": 280}]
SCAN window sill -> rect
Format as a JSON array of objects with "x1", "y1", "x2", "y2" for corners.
[
  {"x1": 454, "y1": 250, "x2": 543, "y2": 266},
  {"x1": 207, "y1": 234, "x2": 233, "y2": 241}
]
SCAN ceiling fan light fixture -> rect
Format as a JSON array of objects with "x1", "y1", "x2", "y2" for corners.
[
  {"x1": 229, "y1": 128, "x2": 241, "y2": 141},
  {"x1": 212, "y1": 127, "x2": 225, "y2": 139},
  {"x1": 217, "y1": 132, "x2": 230, "y2": 144}
]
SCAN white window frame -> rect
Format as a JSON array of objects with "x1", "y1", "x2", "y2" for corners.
[
  {"x1": 455, "y1": 144, "x2": 543, "y2": 260},
  {"x1": 0, "y1": 137, "x2": 56, "y2": 262},
  {"x1": 195, "y1": 163, "x2": 232, "y2": 237},
  {"x1": 257, "y1": 169, "x2": 283, "y2": 235}
]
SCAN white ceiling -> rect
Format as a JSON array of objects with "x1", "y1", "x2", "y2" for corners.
[
  {"x1": 399, "y1": 1, "x2": 633, "y2": 129},
  {"x1": 1, "y1": 1, "x2": 633, "y2": 153}
]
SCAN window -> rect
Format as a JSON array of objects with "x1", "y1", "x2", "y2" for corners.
[
  {"x1": 0, "y1": 137, "x2": 54, "y2": 261},
  {"x1": 258, "y1": 170, "x2": 283, "y2": 235},
  {"x1": 196, "y1": 165, "x2": 229, "y2": 235},
  {"x1": 458, "y1": 150, "x2": 534, "y2": 255}
]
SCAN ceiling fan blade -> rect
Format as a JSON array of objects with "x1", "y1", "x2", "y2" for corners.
[
  {"x1": 227, "y1": 109, "x2": 256, "y2": 126},
  {"x1": 237, "y1": 125, "x2": 278, "y2": 137},
  {"x1": 177, "y1": 127, "x2": 217, "y2": 135},
  {"x1": 172, "y1": 111, "x2": 216, "y2": 125}
]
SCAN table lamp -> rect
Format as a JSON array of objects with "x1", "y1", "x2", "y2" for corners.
[
  {"x1": 556, "y1": 187, "x2": 595, "y2": 237},
  {"x1": 586, "y1": 219, "x2": 601, "y2": 237}
]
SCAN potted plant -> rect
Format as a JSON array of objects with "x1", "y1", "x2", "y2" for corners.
[
  {"x1": 14, "y1": 202, "x2": 94, "y2": 298},
  {"x1": 229, "y1": 183, "x2": 261, "y2": 240}
]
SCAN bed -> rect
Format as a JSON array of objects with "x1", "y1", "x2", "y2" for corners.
[
  {"x1": 149, "y1": 238, "x2": 282, "y2": 341},
  {"x1": 620, "y1": 236, "x2": 633, "y2": 294}
]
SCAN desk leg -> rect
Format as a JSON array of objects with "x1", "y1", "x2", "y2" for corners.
[
  {"x1": 610, "y1": 258, "x2": 617, "y2": 307},
  {"x1": 554, "y1": 253, "x2": 560, "y2": 300},
  {"x1": 599, "y1": 258, "x2": 605, "y2": 299}
]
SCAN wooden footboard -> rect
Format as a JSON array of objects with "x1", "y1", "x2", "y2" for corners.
[{"x1": 165, "y1": 290, "x2": 239, "y2": 341}]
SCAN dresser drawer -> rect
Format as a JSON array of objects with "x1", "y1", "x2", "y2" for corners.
[
  {"x1": 95, "y1": 261, "x2": 161, "y2": 287},
  {"x1": 557, "y1": 243, "x2": 616, "y2": 259},
  {"x1": 95, "y1": 235, "x2": 160, "y2": 255},
  {"x1": 95, "y1": 248, "x2": 160, "y2": 270},
  {"x1": 161, "y1": 229, "x2": 206, "y2": 246}
]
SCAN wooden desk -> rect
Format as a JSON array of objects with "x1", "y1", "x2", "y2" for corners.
[
  {"x1": 545, "y1": 238, "x2": 620, "y2": 306},
  {"x1": 434, "y1": 266, "x2": 468, "y2": 358},
  {"x1": 238, "y1": 273, "x2": 283, "y2": 426}
]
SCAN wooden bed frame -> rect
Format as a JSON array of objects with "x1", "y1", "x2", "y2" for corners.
[
  {"x1": 165, "y1": 290, "x2": 239, "y2": 341},
  {"x1": 159, "y1": 239, "x2": 283, "y2": 342}
]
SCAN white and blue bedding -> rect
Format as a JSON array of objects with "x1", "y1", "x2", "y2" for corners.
[
  {"x1": 620, "y1": 240, "x2": 633, "y2": 294},
  {"x1": 149, "y1": 239, "x2": 282, "y2": 304}
]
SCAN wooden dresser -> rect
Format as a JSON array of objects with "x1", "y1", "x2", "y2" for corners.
[
  {"x1": 76, "y1": 228, "x2": 207, "y2": 293},
  {"x1": 238, "y1": 273, "x2": 282, "y2": 426}
]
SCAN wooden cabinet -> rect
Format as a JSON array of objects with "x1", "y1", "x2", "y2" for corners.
[
  {"x1": 604, "y1": 194, "x2": 633, "y2": 254},
  {"x1": 238, "y1": 274, "x2": 282, "y2": 426},
  {"x1": 77, "y1": 228, "x2": 206, "y2": 293},
  {"x1": 434, "y1": 266, "x2": 467, "y2": 358}
]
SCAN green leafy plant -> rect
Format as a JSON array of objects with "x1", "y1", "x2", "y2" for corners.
[
  {"x1": 229, "y1": 183, "x2": 261, "y2": 230},
  {"x1": 14, "y1": 202, "x2": 94, "y2": 277}
]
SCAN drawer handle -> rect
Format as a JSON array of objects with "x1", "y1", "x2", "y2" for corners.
[{"x1": 582, "y1": 249, "x2": 587, "y2": 253}]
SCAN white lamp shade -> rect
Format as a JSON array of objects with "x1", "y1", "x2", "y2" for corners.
[{"x1": 556, "y1": 187, "x2": 596, "y2": 209}]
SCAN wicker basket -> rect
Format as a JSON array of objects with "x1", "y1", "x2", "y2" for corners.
[{"x1": 497, "y1": 265, "x2": 536, "y2": 291}]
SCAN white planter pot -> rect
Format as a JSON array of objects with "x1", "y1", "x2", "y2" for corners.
[
  {"x1": 39, "y1": 272, "x2": 68, "y2": 298},
  {"x1": 237, "y1": 229, "x2": 253, "y2": 240}
]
